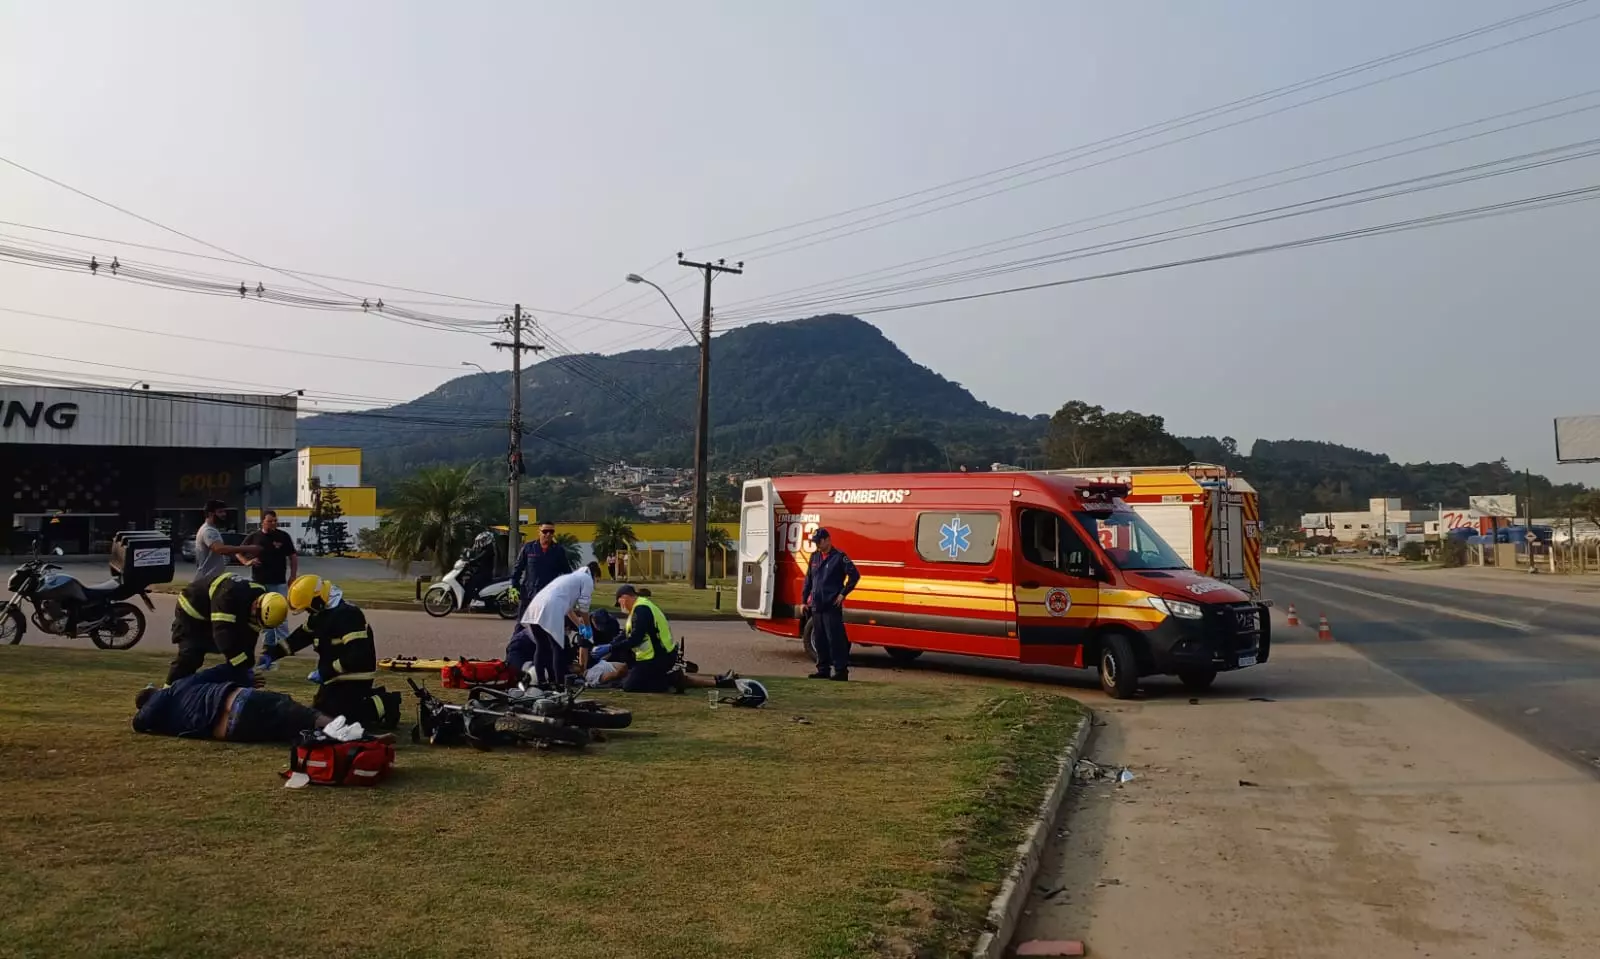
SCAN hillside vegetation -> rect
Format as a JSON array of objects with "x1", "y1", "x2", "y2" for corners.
[{"x1": 283, "y1": 313, "x2": 1584, "y2": 524}]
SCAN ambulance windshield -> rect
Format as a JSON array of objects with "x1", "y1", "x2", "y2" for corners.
[{"x1": 1075, "y1": 510, "x2": 1188, "y2": 571}]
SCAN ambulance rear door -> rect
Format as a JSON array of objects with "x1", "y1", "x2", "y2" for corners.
[{"x1": 737, "y1": 479, "x2": 777, "y2": 619}]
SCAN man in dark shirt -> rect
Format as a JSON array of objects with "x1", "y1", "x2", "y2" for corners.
[
  {"x1": 242, "y1": 510, "x2": 298, "y2": 651},
  {"x1": 802, "y1": 528, "x2": 861, "y2": 682},
  {"x1": 511, "y1": 523, "x2": 574, "y2": 619},
  {"x1": 132, "y1": 661, "x2": 332, "y2": 742}
]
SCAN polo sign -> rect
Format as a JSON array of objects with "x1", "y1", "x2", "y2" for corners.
[{"x1": 2, "y1": 400, "x2": 78, "y2": 430}]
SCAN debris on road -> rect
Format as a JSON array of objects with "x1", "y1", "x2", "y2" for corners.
[
  {"x1": 1015, "y1": 940, "x2": 1086, "y2": 957},
  {"x1": 1238, "y1": 779, "x2": 1261, "y2": 788},
  {"x1": 1074, "y1": 758, "x2": 1137, "y2": 784},
  {"x1": 1249, "y1": 696, "x2": 1277, "y2": 703}
]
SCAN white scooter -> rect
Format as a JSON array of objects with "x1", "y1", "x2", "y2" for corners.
[{"x1": 422, "y1": 533, "x2": 519, "y2": 620}]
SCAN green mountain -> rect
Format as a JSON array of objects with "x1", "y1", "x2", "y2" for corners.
[
  {"x1": 295, "y1": 313, "x2": 1047, "y2": 495},
  {"x1": 288, "y1": 313, "x2": 1586, "y2": 525}
]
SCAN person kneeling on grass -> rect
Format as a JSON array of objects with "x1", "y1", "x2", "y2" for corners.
[
  {"x1": 256, "y1": 575, "x2": 400, "y2": 730},
  {"x1": 596, "y1": 584, "x2": 737, "y2": 693},
  {"x1": 133, "y1": 661, "x2": 337, "y2": 742}
]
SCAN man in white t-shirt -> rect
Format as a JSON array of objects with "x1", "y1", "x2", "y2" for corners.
[{"x1": 508, "y1": 562, "x2": 600, "y2": 686}]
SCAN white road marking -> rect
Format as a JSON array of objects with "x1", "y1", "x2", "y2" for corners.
[{"x1": 1269, "y1": 568, "x2": 1535, "y2": 634}]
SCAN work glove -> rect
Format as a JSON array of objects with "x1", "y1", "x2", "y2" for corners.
[
  {"x1": 578, "y1": 624, "x2": 593, "y2": 641},
  {"x1": 307, "y1": 668, "x2": 322, "y2": 684},
  {"x1": 592, "y1": 643, "x2": 612, "y2": 660},
  {"x1": 256, "y1": 652, "x2": 276, "y2": 671},
  {"x1": 508, "y1": 587, "x2": 520, "y2": 602}
]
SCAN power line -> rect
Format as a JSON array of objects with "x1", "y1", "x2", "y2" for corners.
[
  {"x1": 681, "y1": 0, "x2": 1596, "y2": 255},
  {"x1": 716, "y1": 91, "x2": 1600, "y2": 316},
  {"x1": 745, "y1": 184, "x2": 1600, "y2": 322},
  {"x1": 716, "y1": 137, "x2": 1600, "y2": 321},
  {"x1": 0, "y1": 304, "x2": 474, "y2": 371},
  {"x1": 724, "y1": 9, "x2": 1600, "y2": 266}
]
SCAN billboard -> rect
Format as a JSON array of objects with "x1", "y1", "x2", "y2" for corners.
[
  {"x1": 1555, "y1": 415, "x2": 1600, "y2": 463},
  {"x1": 1469, "y1": 495, "x2": 1518, "y2": 518}
]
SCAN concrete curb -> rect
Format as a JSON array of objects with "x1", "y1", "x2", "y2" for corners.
[{"x1": 971, "y1": 708, "x2": 1096, "y2": 959}]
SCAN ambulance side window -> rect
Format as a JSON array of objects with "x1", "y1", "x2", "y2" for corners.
[{"x1": 1019, "y1": 509, "x2": 1095, "y2": 578}]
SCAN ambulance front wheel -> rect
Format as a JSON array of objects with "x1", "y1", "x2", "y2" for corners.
[
  {"x1": 1098, "y1": 633, "x2": 1140, "y2": 700},
  {"x1": 800, "y1": 618, "x2": 817, "y2": 661}
]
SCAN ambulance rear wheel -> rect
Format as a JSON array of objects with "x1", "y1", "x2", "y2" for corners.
[
  {"x1": 1098, "y1": 634, "x2": 1140, "y2": 700},
  {"x1": 801, "y1": 618, "x2": 817, "y2": 661},
  {"x1": 884, "y1": 646, "x2": 923, "y2": 664},
  {"x1": 1178, "y1": 669, "x2": 1218, "y2": 693}
]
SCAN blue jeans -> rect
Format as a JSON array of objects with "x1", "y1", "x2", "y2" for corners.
[{"x1": 261, "y1": 583, "x2": 289, "y2": 647}]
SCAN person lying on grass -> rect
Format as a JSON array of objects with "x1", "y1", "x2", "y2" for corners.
[{"x1": 133, "y1": 661, "x2": 356, "y2": 743}]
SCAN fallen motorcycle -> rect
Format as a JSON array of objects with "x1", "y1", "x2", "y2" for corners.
[
  {"x1": 407, "y1": 678, "x2": 596, "y2": 750},
  {"x1": 467, "y1": 681, "x2": 633, "y2": 730}
]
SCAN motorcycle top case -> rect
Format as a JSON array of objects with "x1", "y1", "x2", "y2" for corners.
[
  {"x1": 285, "y1": 731, "x2": 395, "y2": 787},
  {"x1": 441, "y1": 658, "x2": 519, "y2": 689},
  {"x1": 109, "y1": 530, "x2": 175, "y2": 589}
]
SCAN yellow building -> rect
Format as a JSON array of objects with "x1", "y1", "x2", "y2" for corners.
[{"x1": 247, "y1": 446, "x2": 388, "y2": 555}]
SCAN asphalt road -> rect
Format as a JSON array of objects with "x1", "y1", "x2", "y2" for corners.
[{"x1": 1263, "y1": 560, "x2": 1600, "y2": 775}]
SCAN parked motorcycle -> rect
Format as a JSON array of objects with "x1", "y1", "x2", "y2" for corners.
[
  {"x1": 1, "y1": 531, "x2": 170, "y2": 649},
  {"x1": 422, "y1": 531, "x2": 518, "y2": 619}
]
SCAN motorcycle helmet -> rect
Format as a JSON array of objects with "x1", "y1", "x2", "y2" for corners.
[
  {"x1": 253, "y1": 591, "x2": 289, "y2": 630},
  {"x1": 472, "y1": 531, "x2": 495, "y2": 550},
  {"x1": 286, "y1": 573, "x2": 339, "y2": 611},
  {"x1": 711, "y1": 679, "x2": 769, "y2": 709}
]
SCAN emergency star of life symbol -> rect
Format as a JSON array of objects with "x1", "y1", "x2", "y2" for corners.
[{"x1": 939, "y1": 516, "x2": 971, "y2": 559}]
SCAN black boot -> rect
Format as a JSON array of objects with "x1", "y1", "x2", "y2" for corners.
[
  {"x1": 829, "y1": 669, "x2": 849, "y2": 682},
  {"x1": 807, "y1": 669, "x2": 832, "y2": 679}
]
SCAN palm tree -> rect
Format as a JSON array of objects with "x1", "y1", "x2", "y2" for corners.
[
  {"x1": 377, "y1": 465, "x2": 497, "y2": 576},
  {"x1": 553, "y1": 532, "x2": 583, "y2": 568},
  {"x1": 591, "y1": 515, "x2": 638, "y2": 575},
  {"x1": 704, "y1": 524, "x2": 735, "y2": 579}
]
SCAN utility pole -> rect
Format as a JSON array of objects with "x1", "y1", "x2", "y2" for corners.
[
  {"x1": 493, "y1": 305, "x2": 542, "y2": 575},
  {"x1": 1526, "y1": 468, "x2": 1537, "y2": 574},
  {"x1": 679, "y1": 253, "x2": 744, "y2": 590}
]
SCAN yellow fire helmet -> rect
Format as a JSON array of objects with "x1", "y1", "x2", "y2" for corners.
[
  {"x1": 254, "y1": 591, "x2": 289, "y2": 630},
  {"x1": 287, "y1": 574, "x2": 335, "y2": 613}
]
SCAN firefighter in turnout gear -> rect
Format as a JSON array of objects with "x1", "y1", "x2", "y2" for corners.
[
  {"x1": 167, "y1": 570, "x2": 289, "y2": 685},
  {"x1": 258, "y1": 575, "x2": 399, "y2": 730}
]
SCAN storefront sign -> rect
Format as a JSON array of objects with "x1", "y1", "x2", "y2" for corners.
[{"x1": 2, "y1": 400, "x2": 78, "y2": 430}]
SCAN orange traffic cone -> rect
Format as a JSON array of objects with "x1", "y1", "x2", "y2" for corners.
[
  {"x1": 1317, "y1": 613, "x2": 1333, "y2": 641},
  {"x1": 1286, "y1": 604, "x2": 1300, "y2": 627}
]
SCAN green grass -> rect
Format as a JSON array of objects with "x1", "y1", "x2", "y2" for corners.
[
  {"x1": 152, "y1": 578, "x2": 742, "y2": 618},
  {"x1": 0, "y1": 646, "x2": 1082, "y2": 959}
]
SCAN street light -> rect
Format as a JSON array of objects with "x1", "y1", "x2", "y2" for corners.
[
  {"x1": 524, "y1": 409, "x2": 573, "y2": 436},
  {"x1": 461, "y1": 361, "x2": 491, "y2": 377},
  {"x1": 625, "y1": 273, "x2": 698, "y2": 343}
]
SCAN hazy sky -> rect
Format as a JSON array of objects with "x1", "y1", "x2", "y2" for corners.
[{"x1": 3, "y1": 1, "x2": 1599, "y2": 479}]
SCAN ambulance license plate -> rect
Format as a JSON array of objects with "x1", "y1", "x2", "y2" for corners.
[{"x1": 1237, "y1": 653, "x2": 1258, "y2": 668}]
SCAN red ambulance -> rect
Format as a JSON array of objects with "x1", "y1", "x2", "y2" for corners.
[{"x1": 735, "y1": 472, "x2": 1270, "y2": 698}]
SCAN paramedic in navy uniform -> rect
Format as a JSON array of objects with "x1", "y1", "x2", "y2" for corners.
[{"x1": 803, "y1": 528, "x2": 861, "y2": 681}]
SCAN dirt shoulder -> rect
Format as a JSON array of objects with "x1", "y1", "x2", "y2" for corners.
[{"x1": 1015, "y1": 634, "x2": 1600, "y2": 957}]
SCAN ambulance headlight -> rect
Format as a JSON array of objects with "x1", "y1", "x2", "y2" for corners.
[{"x1": 1148, "y1": 597, "x2": 1203, "y2": 619}]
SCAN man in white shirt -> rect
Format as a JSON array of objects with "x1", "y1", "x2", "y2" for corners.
[{"x1": 508, "y1": 561, "x2": 600, "y2": 686}]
